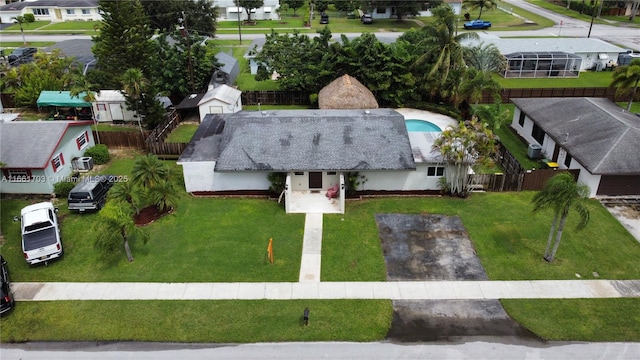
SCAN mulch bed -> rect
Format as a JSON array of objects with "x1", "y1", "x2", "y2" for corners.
[{"x1": 133, "y1": 205, "x2": 172, "y2": 226}]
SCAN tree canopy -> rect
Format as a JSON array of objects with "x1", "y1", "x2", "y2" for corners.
[
  {"x1": 463, "y1": 0, "x2": 500, "y2": 19},
  {"x1": 609, "y1": 58, "x2": 640, "y2": 111},
  {"x1": 236, "y1": 0, "x2": 265, "y2": 21},
  {"x1": 140, "y1": 0, "x2": 217, "y2": 35}
]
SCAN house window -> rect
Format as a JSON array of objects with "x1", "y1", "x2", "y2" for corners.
[
  {"x1": 294, "y1": 172, "x2": 304, "y2": 176},
  {"x1": 531, "y1": 123, "x2": 545, "y2": 144},
  {"x1": 66, "y1": 9, "x2": 75, "y2": 15},
  {"x1": 82, "y1": 9, "x2": 90, "y2": 15},
  {"x1": 427, "y1": 166, "x2": 445, "y2": 176},
  {"x1": 76, "y1": 131, "x2": 89, "y2": 150},
  {"x1": 33, "y1": 8, "x2": 50, "y2": 15},
  {"x1": 518, "y1": 111, "x2": 526, "y2": 127},
  {"x1": 327, "y1": 172, "x2": 337, "y2": 175},
  {"x1": 564, "y1": 153, "x2": 572, "y2": 168},
  {"x1": 376, "y1": 7, "x2": 385, "y2": 14},
  {"x1": 2, "y1": 169, "x2": 32, "y2": 182},
  {"x1": 96, "y1": 103, "x2": 107, "y2": 111},
  {"x1": 51, "y1": 153, "x2": 65, "y2": 173}
]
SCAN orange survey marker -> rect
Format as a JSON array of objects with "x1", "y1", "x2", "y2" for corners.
[{"x1": 267, "y1": 238, "x2": 274, "y2": 264}]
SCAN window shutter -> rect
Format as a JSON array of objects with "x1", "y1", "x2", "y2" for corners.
[
  {"x1": 51, "y1": 159, "x2": 58, "y2": 172},
  {"x1": 60, "y1": 153, "x2": 65, "y2": 165}
]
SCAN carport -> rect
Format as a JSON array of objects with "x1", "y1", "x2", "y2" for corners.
[{"x1": 36, "y1": 91, "x2": 93, "y2": 120}]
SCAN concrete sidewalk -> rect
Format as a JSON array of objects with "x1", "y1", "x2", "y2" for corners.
[{"x1": 11, "y1": 280, "x2": 640, "y2": 301}]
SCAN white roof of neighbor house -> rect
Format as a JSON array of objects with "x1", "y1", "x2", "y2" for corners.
[
  {"x1": 94, "y1": 90, "x2": 126, "y2": 103},
  {"x1": 462, "y1": 36, "x2": 626, "y2": 55},
  {"x1": 198, "y1": 85, "x2": 241, "y2": 106}
]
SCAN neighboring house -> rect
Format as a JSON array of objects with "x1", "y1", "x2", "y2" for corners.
[
  {"x1": 365, "y1": 0, "x2": 462, "y2": 19},
  {"x1": 177, "y1": 109, "x2": 450, "y2": 213},
  {"x1": 0, "y1": 0, "x2": 101, "y2": 24},
  {"x1": 216, "y1": 0, "x2": 280, "y2": 21},
  {"x1": 511, "y1": 97, "x2": 640, "y2": 197},
  {"x1": 211, "y1": 51, "x2": 240, "y2": 88},
  {"x1": 462, "y1": 36, "x2": 627, "y2": 75},
  {"x1": 177, "y1": 85, "x2": 242, "y2": 122},
  {"x1": 93, "y1": 90, "x2": 136, "y2": 123},
  {"x1": 46, "y1": 39, "x2": 96, "y2": 75},
  {"x1": 0, "y1": 120, "x2": 95, "y2": 194}
]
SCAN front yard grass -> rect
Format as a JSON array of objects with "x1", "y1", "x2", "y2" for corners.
[{"x1": 165, "y1": 123, "x2": 199, "y2": 143}]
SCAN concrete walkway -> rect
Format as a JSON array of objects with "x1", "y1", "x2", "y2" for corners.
[
  {"x1": 11, "y1": 280, "x2": 640, "y2": 301},
  {"x1": 298, "y1": 213, "x2": 323, "y2": 282}
]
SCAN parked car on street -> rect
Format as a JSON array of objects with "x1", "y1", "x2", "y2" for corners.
[
  {"x1": 361, "y1": 14, "x2": 373, "y2": 24},
  {"x1": 16, "y1": 202, "x2": 63, "y2": 266},
  {"x1": 0, "y1": 255, "x2": 14, "y2": 316},
  {"x1": 7, "y1": 47, "x2": 37, "y2": 65},
  {"x1": 320, "y1": 13, "x2": 329, "y2": 24},
  {"x1": 463, "y1": 20, "x2": 491, "y2": 30}
]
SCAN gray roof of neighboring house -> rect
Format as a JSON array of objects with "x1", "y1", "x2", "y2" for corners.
[
  {"x1": 462, "y1": 36, "x2": 626, "y2": 55},
  {"x1": 178, "y1": 109, "x2": 416, "y2": 172},
  {"x1": 176, "y1": 93, "x2": 206, "y2": 109},
  {"x1": 46, "y1": 39, "x2": 95, "y2": 66},
  {"x1": 0, "y1": 121, "x2": 91, "y2": 169},
  {"x1": 511, "y1": 97, "x2": 640, "y2": 175}
]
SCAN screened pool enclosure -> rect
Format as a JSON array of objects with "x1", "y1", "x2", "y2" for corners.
[{"x1": 503, "y1": 52, "x2": 582, "y2": 78}]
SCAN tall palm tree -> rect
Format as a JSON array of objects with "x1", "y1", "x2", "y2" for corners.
[
  {"x1": 69, "y1": 73, "x2": 101, "y2": 143},
  {"x1": 459, "y1": 67, "x2": 503, "y2": 106},
  {"x1": 94, "y1": 201, "x2": 148, "y2": 262},
  {"x1": 609, "y1": 58, "x2": 640, "y2": 111},
  {"x1": 412, "y1": 5, "x2": 479, "y2": 91},
  {"x1": 532, "y1": 173, "x2": 590, "y2": 262},
  {"x1": 121, "y1": 68, "x2": 149, "y2": 136},
  {"x1": 463, "y1": 42, "x2": 507, "y2": 73},
  {"x1": 463, "y1": 0, "x2": 500, "y2": 20}
]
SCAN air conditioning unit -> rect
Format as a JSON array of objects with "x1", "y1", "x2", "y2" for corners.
[
  {"x1": 72, "y1": 157, "x2": 94, "y2": 172},
  {"x1": 527, "y1": 144, "x2": 542, "y2": 159}
]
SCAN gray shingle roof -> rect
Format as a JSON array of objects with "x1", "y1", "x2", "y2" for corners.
[
  {"x1": 511, "y1": 98, "x2": 640, "y2": 175},
  {"x1": 178, "y1": 109, "x2": 416, "y2": 172},
  {"x1": 0, "y1": 121, "x2": 89, "y2": 168}
]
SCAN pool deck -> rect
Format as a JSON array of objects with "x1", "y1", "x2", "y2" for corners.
[{"x1": 395, "y1": 108, "x2": 458, "y2": 164}]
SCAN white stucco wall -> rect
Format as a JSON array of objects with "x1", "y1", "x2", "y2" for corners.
[
  {"x1": 361, "y1": 164, "x2": 441, "y2": 191},
  {"x1": 289, "y1": 171, "x2": 340, "y2": 191},
  {"x1": 571, "y1": 159, "x2": 600, "y2": 198},
  {"x1": 180, "y1": 162, "x2": 270, "y2": 192}
]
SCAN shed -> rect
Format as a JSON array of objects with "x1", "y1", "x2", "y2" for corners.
[
  {"x1": 197, "y1": 85, "x2": 242, "y2": 121},
  {"x1": 93, "y1": 90, "x2": 136, "y2": 123},
  {"x1": 211, "y1": 52, "x2": 240, "y2": 88}
]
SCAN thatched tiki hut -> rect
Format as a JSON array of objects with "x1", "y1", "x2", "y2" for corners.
[{"x1": 318, "y1": 74, "x2": 379, "y2": 109}]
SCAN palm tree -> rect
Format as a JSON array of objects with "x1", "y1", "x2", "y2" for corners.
[
  {"x1": 132, "y1": 154, "x2": 168, "y2": 189},
  {"x1": 473, "y1": 100, "x2": 511, "y2": 131},
  {"x1": 609, "y1": 58, "x2": 640, "y2": 111},
  {"x1": 463, "y1": 42, "x2": 507, "y2": 73},
  {"x1": 108, "y1": 181, "x2": 142, "y2": 214},
  {"x1": 69, "y1": 73, "x2": 101, "y2": 143},
  {"x1": 121, "y1": 68, "x2": 149, "y2": 136},
  {"x1": 94, "y1": 201, "x2": 148, "y2": 262},
  {"x1": 459, "y1": 67, "x2": 503, "y2": 106},
  {"x1": 463, "y1": 0, "x2": 500, "y2": 20},
  {"x1": 11, "y1": 15, "x2": 32, "y2": 45},
  {"x1": 412, "y1": 5, "x2": 479, "y2": 91},
  {"x1": 147, "y1": 179, "x2": 180, "y2": 213},
  {"x1": 532, "y1": 173, "x2": 590, "y2": 262}
]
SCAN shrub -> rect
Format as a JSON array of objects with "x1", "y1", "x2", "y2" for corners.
[
  {"x1": 84, "y1": 144, "x2": 110, "y2": 164},
  {"x1": 54, "y1": 181, "x2": 76, "y2": 198}
]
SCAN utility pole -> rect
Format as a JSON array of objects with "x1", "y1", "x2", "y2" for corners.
[
  {"x1": 235, "y1": 0, "x2": 242, "y2": 44},
  {"x1": 587, "y1": 0, "x2": 597, "y2": 38},
  {"x1": 181, "y1": 11, "x2": 196, "y2": 93}
]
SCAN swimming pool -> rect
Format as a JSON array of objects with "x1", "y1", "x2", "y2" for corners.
[{"x1": 405, "y1": 119, "x2": 442, "y2": 132}]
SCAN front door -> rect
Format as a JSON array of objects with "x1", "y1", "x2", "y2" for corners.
[{"x1": 308, "y1": 172, "x2": 322, "y2": 190}]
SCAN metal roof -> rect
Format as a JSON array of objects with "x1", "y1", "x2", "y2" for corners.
[
  {"x1": 178, "y1": 109, "x2": 416, "y2": 172},
  {"x1": 463, "y1": 37, "x2": 626, "y2": 55},
  {"x1": 511, "y1": 98, "x2": 640, "y2": 175},
  {"x1": 198, "y1": 85, "x2": 242, "y2": 106}
]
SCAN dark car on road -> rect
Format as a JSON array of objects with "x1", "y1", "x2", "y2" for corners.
[
  {"x1": 320, "y1": 13, "x2": 329, "y2": 24},
  {"x1": 1, "y1": 255, "x2": 15, "y2": 316},
  {"x1": 8, "y1": 47, "x2": 37, "y2": 65}
]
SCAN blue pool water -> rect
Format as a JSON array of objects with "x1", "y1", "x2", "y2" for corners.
[{"x1": 405, "y1": 119, "x2": 442, "y2": 132}]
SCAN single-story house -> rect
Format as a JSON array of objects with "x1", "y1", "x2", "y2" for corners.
[
  {"x1": 462, "y1": 35, "x2": 627, "y2": 76},
  {"x1": 510, "y1": 97, "x2": 640, "y2": 197},
  {"x1": 364, "y1": 0, "x2": 462, "y2": 19},
  {"x1": 0, "y1": 120, "x2": 96, "y2": 194},
  {"x1": 93, "y1": 90, "x2": 136, "y2": 123},
  {"x1": 177, "y1": 108, "x2": 452, "y2": 213},
  {"x1": 216, "y1": 0, "x2": 280, "y2": 21},
  {"x1": 0, "y1": 0, "x2": 101, "y2": 24}
]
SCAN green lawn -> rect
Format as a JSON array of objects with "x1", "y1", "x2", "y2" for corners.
[
  {"x1": 496, "y1": 71, "x2": 615, "y2": 88},
  {"x1": 165, "y1": 124, "x2": 199, "y2": 143},
  {"x1": 526, "y1": 0, "x2": 640, "y2": 27}
]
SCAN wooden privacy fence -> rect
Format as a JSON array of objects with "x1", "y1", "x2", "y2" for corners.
[
  {"x1": 469, "y1": 169, "x2": 580, "y2": 192},
  {"x1": 94, "y1": 131, "x2": 147, "y2": 149}
]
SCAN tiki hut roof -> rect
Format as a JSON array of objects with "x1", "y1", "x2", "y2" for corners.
[{"x1": 318, "y1": 74, "x2": 379, "y2": 110}]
